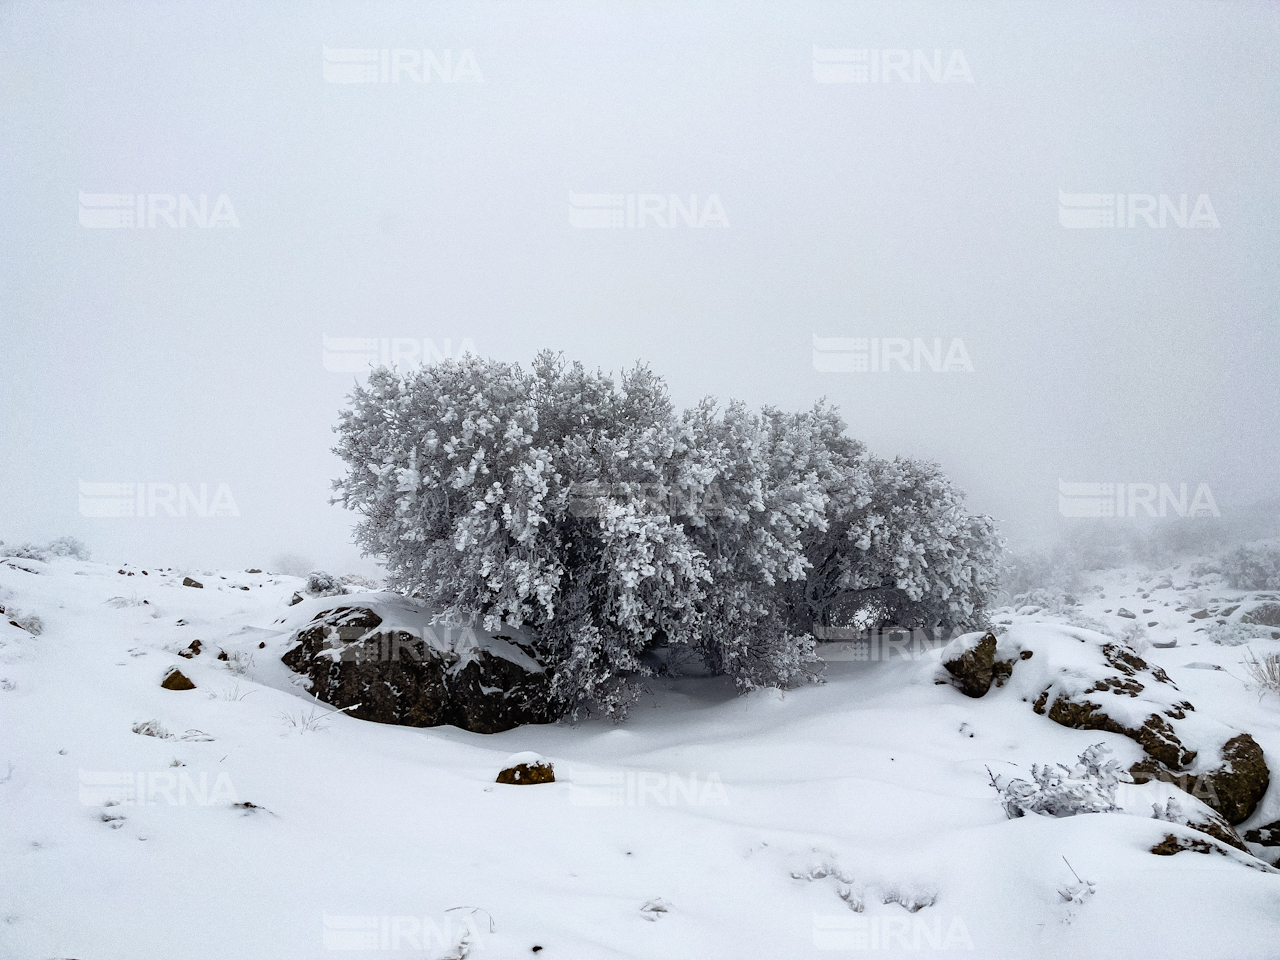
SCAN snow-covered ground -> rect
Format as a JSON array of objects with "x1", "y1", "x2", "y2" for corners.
[{"x1": 3, "y1": 555, "x2": 1280, "y2": 959}]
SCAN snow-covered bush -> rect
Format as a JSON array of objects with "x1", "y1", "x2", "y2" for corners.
[
  {"x1": 794, "y1": 455, "x2": 1001, "y2": 637},
  {"x1": 1204, "y1": 622, "x2": 1273, "y2": 646},
  {"x1": 0, "y1": 536, "x2": 90, "y2": 561},
  {"x1": 1220, "y1": 541, "x2": 1280, "y2": 590},
  {"x1": 332, "y1": 352, "x2": 1000, "y2": 717},
  {"x1": 990, "y1": 744, "x2": 1127, "y2": 819},
  {"x1": 304, "y1": 571, "x2": 347, "y2": 597},
  {"x1": 46, "y1": 536, "x2": 90, "y2": 559}
]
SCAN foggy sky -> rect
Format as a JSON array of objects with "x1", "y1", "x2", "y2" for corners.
[{"x1": 2, "y1": 1, "x2": 1277, "y2": 573}]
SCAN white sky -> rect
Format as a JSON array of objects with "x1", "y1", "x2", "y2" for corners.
[{"x1": 2, "y1": 1, "x2": 1277, "y2": 572}]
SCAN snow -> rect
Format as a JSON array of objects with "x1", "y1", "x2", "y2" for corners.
[{"x1": 2, "y1": 555, "x2": 1280, "y2": 959}]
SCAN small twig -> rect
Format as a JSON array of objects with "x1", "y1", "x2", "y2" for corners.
[
  {"x1": 1063, "y1": 856, "x2": 1083, "y2": 885},
  {"x1": 445, "y1": 906, "x2": 494, "y2": 933}
]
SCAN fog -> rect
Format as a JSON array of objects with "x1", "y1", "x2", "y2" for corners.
[{"x1": 2, "y1": 1, "x2": 1277, "y2": 574}]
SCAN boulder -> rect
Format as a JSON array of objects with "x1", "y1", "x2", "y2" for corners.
[
  {"x1": 1241, "y1": 602, "x2": 1280, "y2": 628},
  {"x1": 161, "y1": 667, "x2": 195, "y2": 690},
  {"x1": 1206, "y1": 734, "x2": 1269, "y2": 824},
  {"x1": 182, "y1": 577, "x2": 203, "y2": 589},
  {"x1": 1132, "y1": 733, "x2": 1269, "y2": 825},
  {"x1": 941, "y1": 632, "x2": 1019, "y2": 698},
  {"x1": 281, "y1": 594, "x2": 560, "y2": 735},
  {"x1": 496, "y1": 752, "x2": 555, "y2": 785}
]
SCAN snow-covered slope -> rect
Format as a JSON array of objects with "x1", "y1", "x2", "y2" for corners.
[{"x1": 2, "y1": 555, "x2": 1279, "y2": 959}]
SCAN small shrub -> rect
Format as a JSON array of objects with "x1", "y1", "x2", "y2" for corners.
[
  {"x1": 1243, "y1": 650, "x2": 1280, "y2": 697},
  {"x1": 1220, "y1": 541, "x2": 1280, "y2": 590},
  {"x1": 304, "y1": 571, "x2": 347, "y2": 597},
  {"x1": 46, "y1": 537, "x2": 90, "y2": 560},
  {"x1": 989, "y1": 744, "x2": 1127, "y2": 819},
  {"x1": 1205, "y1": 622, "x2": 1273, "y2": 646}
]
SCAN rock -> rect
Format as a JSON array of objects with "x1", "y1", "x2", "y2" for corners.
[
  {"x1": 182, "y1": 577, "x2": 203, "y2": 589},
  {"x1": 1151, "y1": 833, "x2": 1216, "y2": 856},
  {"x1": 1243, "y1": 820, "x2": 1280, "y2": 846},
  {"x1": 1151, "y1": 640, "x2": 1177, "y2": 648},
  {"x1": 1205, "y1": 734, "x2": 1269, "y2": 824},
  {"x1": 161, "y1": 668, "x2": 195, "y2": 691},
  {"x1": 246, "y1": 568, "x2": 262, "y2": 573},
  {"x1": 217, "y1": 650, "x2": 229, "y2": 661},
  {"x1": 997, "y1": 626, "x2": 1239, "y2": 786},
  {"x1": 1147, "y1": 621, "x2": 1160, "y2": 627},
  {"x1": 496, "y1": 752, "x2": 555, "y2": 785},
  {"x1": 281, "y1": 594, "x2": 560, "y2": 735},
  {"x1": 1151, "y1": 796, "x2": 1247, "y2": 850},
  {"x1": 177, "y1": 640, "x2": 202, "y2": 659},
  {"x1": 1190, "y1": 609, "x2": 1210, "y2": 619},
  {"x1": 1132, "y1": 733, "x2": 1269, "y2": 825},
  {"x1": 1182, "y1": 662, "x2": 1222, "y2": 670},
  {"x1": 289, "y1": 592, "x2": 304, "y2": 606},
  {"x1": 941, "y1": 632, "x2": 1016, "y2": 698},
  {"x1": 1241, "y1": 602, "x2": 1280, "y2": 628},
  {"x1": 1117, "y1": 608, "x2": 1137, "y2": 619}
]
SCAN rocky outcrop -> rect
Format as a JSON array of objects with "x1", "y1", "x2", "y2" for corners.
[
  {"x1": 940, "y1": 624, "x2": 1272, "y2": 826},
  {"x1": 281, "y1": 594, "x2": 560, "y2": 734}
]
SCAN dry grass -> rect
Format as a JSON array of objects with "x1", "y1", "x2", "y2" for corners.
[{"x1": 1242, "y1": 650, "x2": 1280, "y2": 697}]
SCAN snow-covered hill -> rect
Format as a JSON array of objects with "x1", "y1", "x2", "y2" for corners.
[{"x1": 2, "y1": 554, "x2": 1279, "y2": 959}]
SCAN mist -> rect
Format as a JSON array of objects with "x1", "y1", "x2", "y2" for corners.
[{"x1": 3, "y1": 1, "x2": 1277, "y2": 573}]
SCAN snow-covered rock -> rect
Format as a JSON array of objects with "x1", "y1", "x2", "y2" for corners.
[{"x1": 280, "y1": 593, "x2": 559, "y2": 734}]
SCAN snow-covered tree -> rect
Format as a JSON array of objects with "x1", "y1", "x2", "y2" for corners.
[
  {"x1": 795, "y1": 455, "x2": 1001, "y2": 635},
  {"x1": 332, "y1": 352, "x2": 1001, "y2": 718}
]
